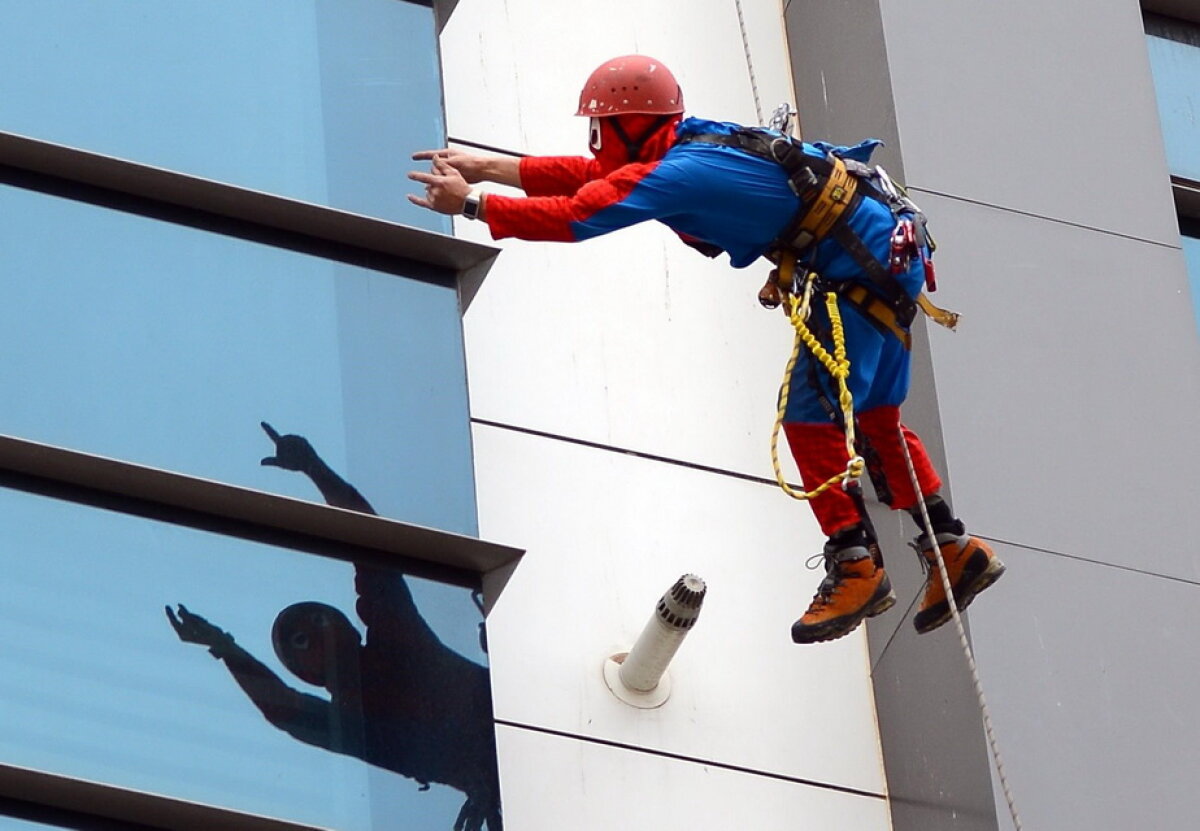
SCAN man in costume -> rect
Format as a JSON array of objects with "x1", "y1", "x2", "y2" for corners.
[{"x1": 408, "y1": 55, "x2": 1003, "y2": 643}]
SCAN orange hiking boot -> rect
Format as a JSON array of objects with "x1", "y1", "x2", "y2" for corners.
[
  {"x1": 791, "y1": 546, "x2": 896, "y2": 644},
  {"x1": 913, "y1": 533, "x2": 1005, "y2": 634}
]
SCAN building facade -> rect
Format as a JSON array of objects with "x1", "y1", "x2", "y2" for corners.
[{"x1": 1, "y1": 1, "x2": 1197, "y2": 830}]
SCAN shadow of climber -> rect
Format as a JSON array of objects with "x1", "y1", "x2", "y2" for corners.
[{"x1": 166, "y1": 422, "x2": 501, "y2": 831}]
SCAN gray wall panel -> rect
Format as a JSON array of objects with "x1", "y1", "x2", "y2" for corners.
[
  {"x1": 785, "y1": 0, "x2": 906, "y2": 179},
  {"x1": 871, "y1": 600, "x2": 998, "y2": 831},
  {"x1": 878, "y1": 0, "x2": 1180, "y2": 245},
  {"x1": 968, "y1": 540, "x2": 1200, "y2": 830},
  {"x1": 919, "y1": 192, "x2": 1200, "y2": 580}
]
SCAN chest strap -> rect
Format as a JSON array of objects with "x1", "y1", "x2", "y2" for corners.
[{"x1": 678, "y1": 130, "x2": 861, "y2": 251}]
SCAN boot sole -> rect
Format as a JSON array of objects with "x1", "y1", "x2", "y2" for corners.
[
  {"x1": 791, "y1": 583, "x2": 897, "y2": 644},
  {"x1": 914, "y1": 555, "x2": 1006, "y2": 635}
]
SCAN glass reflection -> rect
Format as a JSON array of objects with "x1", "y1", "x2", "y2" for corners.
[
  {"x1": 167, "y1": 424, "x2": 500, "y2": 830},
  {"x1": 1184, "y1": 234, "x2": 1200, "y2": 333},
  {"x1": 0, "y1": 185, "x2": 476, "y2": 536},
  {"x1": 0, "y1": 479, "x2": 496, "y2": 830},
  {"x1": 0, "y1": 0, "x2": 449, "y2": 231},
  {"x1": 1147, "y1": 31, "x2": 1200, "y2": 181}
]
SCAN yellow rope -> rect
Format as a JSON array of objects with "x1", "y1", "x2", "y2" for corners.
[{"x1": 769, "y1": 258, "x2": 864, "y2": 500}]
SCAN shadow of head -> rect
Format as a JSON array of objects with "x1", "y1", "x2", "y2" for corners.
[{"x1": 272, "y1": 601, "x2": 363, "y2": 690}]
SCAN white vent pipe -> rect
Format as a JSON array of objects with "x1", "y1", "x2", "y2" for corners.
[{"x1": 602, "y1": 574, "x2": 706, "y2": 709}]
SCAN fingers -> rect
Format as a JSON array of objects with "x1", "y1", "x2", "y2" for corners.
[
  {"x1": 165, "y1": 605, "x2": 180, "y2": 627},
  {"x1": 407, "y1": 194, "x2": 434, "y2": 209},
  {"x1": 261, "y1": 421, "x2": 280, "y2": 442},
  {"x1": 261, "y1": 456, "x2": 281, "y2": 467},
  {"x1": 411, "y1": 148, "x2": 450, "y2": 161}
]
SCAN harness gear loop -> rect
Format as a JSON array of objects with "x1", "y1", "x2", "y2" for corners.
[{"x1": 769, "y1": 254, "x2": 865, "y2": 501}]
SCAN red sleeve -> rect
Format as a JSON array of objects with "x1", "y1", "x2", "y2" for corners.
[
  {"x1": 519, "y1": 155, "x2": 603, "y2": 196},
  {"x1": 486, "y1": 162, "x2": 657, "y2": 242}
]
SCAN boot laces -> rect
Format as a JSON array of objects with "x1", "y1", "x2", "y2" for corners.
[{"x1": 804, "y1": 552, "x2": 843, "y2": 606}]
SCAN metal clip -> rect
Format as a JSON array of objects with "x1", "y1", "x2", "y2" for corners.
[
  {"x1": 890, "y1": 219, "x2": 917, "y2": 274},
  {"x1": 768, "y1": 102, "x2": 797, "y2": 135},
  {"x1": 874, "y1": 166, "x2": 901, "y2": 202}
]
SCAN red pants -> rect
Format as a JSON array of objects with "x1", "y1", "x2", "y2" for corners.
[{"x1": 783, "y1": 405, "x2": 941, "y2": 536}]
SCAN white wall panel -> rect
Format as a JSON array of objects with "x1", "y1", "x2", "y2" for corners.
[
  {"x1": 459, "y1": 221, "x2": 799, "y2": 479},
  {"x1": 494, "y1": 723, "x2": 892, "y2": 831},
  {"x1": 442, "y1": 0, "x2": 795, "y2": 154},
  {"x1": 879, "y1": 0, "x2": 1180, "y2": 245},
  {"x1": 474, "y1": 423, "x2": 887, "y2": 795}
]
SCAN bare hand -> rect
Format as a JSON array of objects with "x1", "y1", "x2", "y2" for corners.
[
  {"x1": 408, "y1": 155, "x2": 471, "y2": 215},
  {"x1": 411, "y1": 148, "x2": 490, "y2": 183}
]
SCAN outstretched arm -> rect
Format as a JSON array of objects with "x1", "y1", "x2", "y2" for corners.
[
  {"x1": 166, "y1": 604, "x2": 350, "y2": 752},
  {"x1": 260, "y1": 422, "x2": 375, "y2": 514}
]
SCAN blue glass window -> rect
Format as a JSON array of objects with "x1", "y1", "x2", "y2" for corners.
[
  {"x1": 1184, "y1": 232, "x2": 1200, "y2": 332},
  {"x1": 0, "y1": 487, "x2": 498, "y2": 831},
  {"x1": 0, "y1": 183, "x2": 476, "y2": 536},
  {"x1": 0, "y1": 0, "x2": 447, "y2": 231},
  {"x1": 1146, "y1": 21, "x2": 1200, "y2": 181}
]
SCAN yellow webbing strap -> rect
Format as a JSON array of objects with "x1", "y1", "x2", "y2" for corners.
[
  {"x1": 843, "y1": 284, "x2": 913, "y2": 350},
  {"x1": 797, "y1": 156, "x2": 858, "y2": 242},
  {"x1": 917, "y1": 293, "x2": 960, "y2": 330},
  {"x1": 768, "y1": 255, "x2": 865, "y2": 501}
]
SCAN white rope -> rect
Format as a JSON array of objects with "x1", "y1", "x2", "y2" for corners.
[
  {"x1": 900, "y1": 427, "x2": 1023, "y2": 830},
  {"x1": 733, "y1": 0, "x2": 764, "y2": 125}
]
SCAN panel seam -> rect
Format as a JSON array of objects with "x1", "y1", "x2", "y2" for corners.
[
  {"x1": 471, "y1": 417, "x2": 795, "y2": 489},
  {"x1": 494, "y1": 718, "x2": 888, "y2": 801},
  {"x1": 909, "y1": 186, "x2": 1184, "y2": 250}
]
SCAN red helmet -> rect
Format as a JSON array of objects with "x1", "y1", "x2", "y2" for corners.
[{"x1": 576, "y1": 55, "x2": 684, "y2": 117}]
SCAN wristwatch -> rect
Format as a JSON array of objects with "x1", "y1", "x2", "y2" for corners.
[{"x1": 462, "y1": 189, "x2": 484, "y2": 221}]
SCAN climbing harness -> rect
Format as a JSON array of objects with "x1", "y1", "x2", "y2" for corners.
[
  {"x1": 678, "y1": 127, "x2": 960, "y2": 343},
  {"x1": 901, "y1": 436, "x2": 1024, "y2": 831}
]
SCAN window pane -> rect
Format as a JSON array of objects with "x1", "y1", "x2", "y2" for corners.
[
  {"x1": 1185, "y1": 233, "x2": 1200, "y2": 332},
  {"x1": 0, "y1": 0, "x2": 447, "y2": 231},
  {"x1": 0, "y1": 184, "x2": 476, "y2": 536},
  {"x1": 0, "y1": 488, "x2": 499, "y2": 831},
  {"x1": 1147, "y1": 32, "x2": 1200, "y2": 181}
]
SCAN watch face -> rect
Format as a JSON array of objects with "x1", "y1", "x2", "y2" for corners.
[{"x1": 463, "y1": 193, "x2": 481, "y2": 220}]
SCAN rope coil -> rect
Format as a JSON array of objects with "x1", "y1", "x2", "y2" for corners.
[{"x1": 769, "y1": 258, "x2": 863, "y2": 499}]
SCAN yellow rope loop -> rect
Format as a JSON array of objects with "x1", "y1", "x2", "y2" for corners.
[{"x1": 768, "y1": 265, "x2": 863, "y2": 501}]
